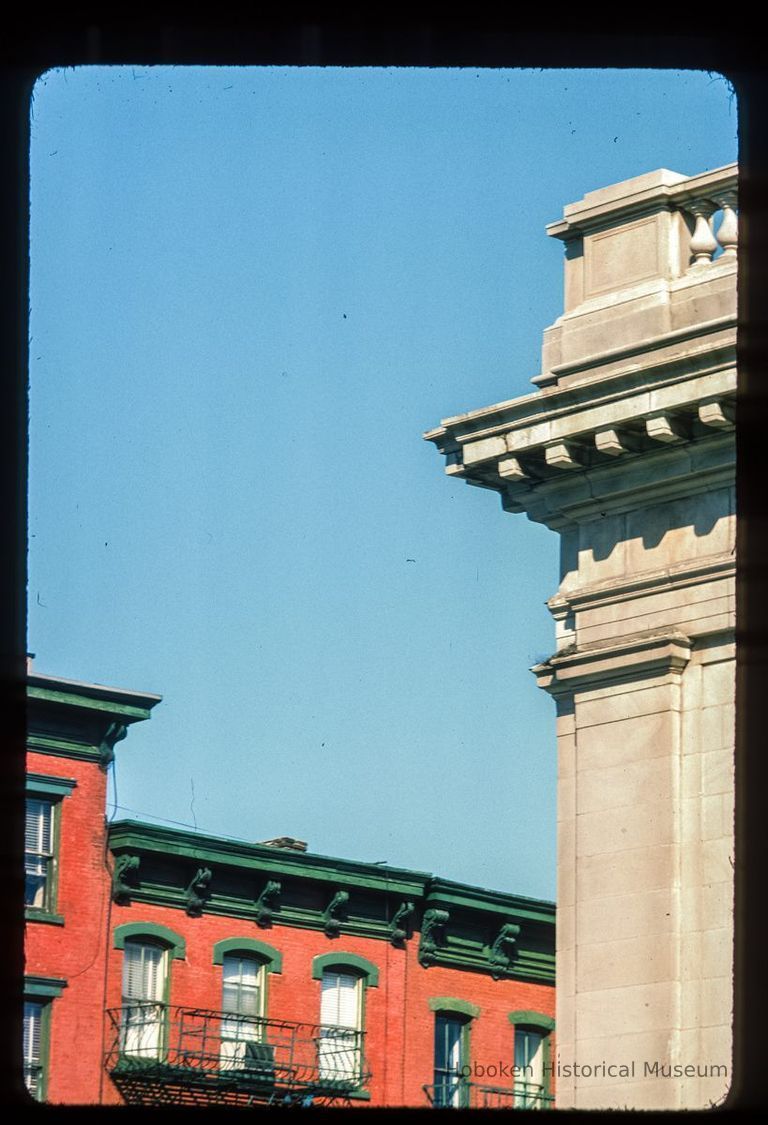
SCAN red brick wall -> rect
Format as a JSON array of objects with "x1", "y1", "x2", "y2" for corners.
[
  {"x1": 103, "y1": 899, "x2": 555, "y2": 1108},
  {"x1": 25, "y1": 751, "x2": 112, "y2": 1104}
]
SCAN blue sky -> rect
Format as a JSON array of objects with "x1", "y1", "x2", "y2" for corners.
[{"x1": 27, "y1": 67, "x2": 737, "y2": 898}]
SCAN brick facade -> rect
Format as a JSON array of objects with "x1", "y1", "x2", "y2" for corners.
[{"x1": 25, "y1": 669, "x2": 555, "y2": 1108}]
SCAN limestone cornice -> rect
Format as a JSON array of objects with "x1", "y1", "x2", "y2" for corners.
[
  {"x1": 425, "y1": 351, "x2": 735, "y2": 531},
  {"x1": 548, "y1": 555, "x2": 736, "y2": 618},
  {"x1": 425, "y1": 327, "x2": 735, "y2": 450},
  {"x1": 532, "y1": 631, "x2": 692, "y2": 696},
  {"x1": 503, "y1": 431, "x2": 733, "y2": 530},
  {"x1": 546, "y1": 163, "x2": 737, "y2": 241}
]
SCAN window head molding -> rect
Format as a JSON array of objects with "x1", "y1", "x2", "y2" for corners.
[
  {"x1": 508, "y1": 1010, "x2": 555, "y2": 1032},
  {"x1": 429, "y1": 997, "x2": 480, "y2": 1019},
  {"x1": 24, "y1": 976, "x2": 68, "y2": 999},
  {"x1": 311, "y1": 952, "x2": 379, "y2": 987},
  {"x1": 113, "y1": 921, "x2": 186, "y2": 959},
  {"x1": 212, "y1": 937, "x2": 283, "y2": 973},
  {"x1": 26, "y1": 774, "x2": 77, "y2": 799}
]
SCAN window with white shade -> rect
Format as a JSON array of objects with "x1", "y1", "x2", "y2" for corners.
[
  {"x1": 25, "y1": 799, "x2": 54, "y2": 911},
  {"x1": 318, "y1": 970, "x2": 362, "y2": 1082},
  {"x1": 220, "y1": 954, "x2": 266, "y2": 1069},
  {"x1": 514, "y1": 1028, "x2": 545, "y2": 1108},
  {"x1": 120, "y1": 940, "x2": 168, "y2": 1059},
  {"x1": 23, "y1": 1000, "x2": 45, "y2": 1100}
]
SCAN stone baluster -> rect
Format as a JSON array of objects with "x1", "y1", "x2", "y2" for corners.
[
  {"x1": 714, "y1": 191, "x2": 738, "y2": 257},
  {"x1": 685, "y1": 200, "x2": 718, "y2": 268}
]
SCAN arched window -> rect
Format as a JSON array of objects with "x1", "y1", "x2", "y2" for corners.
[
  {"x1": 121, "y1": 939, "x2": 168, "y2": 1059},
  {"x1": 114, "y1": 923, "x2": 185, "y2": 1061},
  {"x1": 213, "y1": 938, "x2": 282, "y2": 1072},
  {"x1": 429, "y1": 998, "x2": 480, "y2": 1108},
  {"x1": 508, "y1": 1011, "x2": 555, "y2": 1109},
  {"x1": 311, "y1": 953, "x2": 378, "y2": 1087}
]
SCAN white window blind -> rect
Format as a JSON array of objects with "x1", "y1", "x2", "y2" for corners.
[
  {"x1": 514, "y1": 1029, "x2": 545, "y2": 1108},
  {"x1": 25, "y1": 799, "x2": 53, "y2": 909},
  {"x1": 220, "y1": 954, "x2": 264, "y2": 1070},
  {"x1": 121, "y1": 941, "x2": 167, "y2": 1059},
  {"x1": 320, "y1": 971, "x2": 359, "y2": 1029},
  {"x1": 318, "y1": 971, "x2": 361, "y2": 1082},
  {"x1": 23, "y1": 1001, "x2": 44, "y2": 1099}
]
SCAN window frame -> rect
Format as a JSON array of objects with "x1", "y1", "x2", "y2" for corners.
[
  {"x1": 219, "y1": 951, "x2": 268, "y2": 1068},
  {"x1": 23, "y1": 976, "x2": 67, "y2": 1102},
  {"x1": 508, "y1": 1010, "x2": 555, "y2": 1109},
  {"x1": 24, "y1": 775, "x2": 76, "y2": 925},
  {"x1": 114, "y1": 923, "x2": 185, "y2": 1063},
  {"x1": 429, "y1": 998, "x2": 479, "y2": 1109},
  {"x1": 311, "y1": 953, "x2": 379, "y2": 1096}
]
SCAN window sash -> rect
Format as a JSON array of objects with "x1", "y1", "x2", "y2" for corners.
[
  {"x1": 220, "y1": 955, "x2": 265, "y2": 1069},
  {"x1": 514, "y1": 1029, "x2": 546, "y2": 1108},
  {"x1": 24, "y1": 1001, "x2": 45, "y2": 1100},
  {"x1": 318, "y1": 971, "x2": 362, "y2": 1082},
  {"x1": 433, "y1": 1015, "x2": 467, "y2": 1108},
  {"x1": 120, "y1": 942, "x2": 168, "y2": 1059},
  {"x1": 24, "y1": 799, "x2": 54, "y2": 910}
]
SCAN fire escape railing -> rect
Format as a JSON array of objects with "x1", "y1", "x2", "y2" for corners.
[
  {"x1": 423, "y1": 1079, "x2": 555, "y2": 1109},
  {"x1": 105, "y1": 1004, "x2": 369, "y2": 1106}
]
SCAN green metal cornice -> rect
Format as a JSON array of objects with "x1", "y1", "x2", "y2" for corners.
[
  {"x1": 108, "y1": 821, "x2": 430, "y2": 897},
  {"x1": 106, "y1": 821, "x2": 555, "y2": 981},
  {"x1": 28, "y1": 674, "x2": 161, "y2": 721},
  {"x1": 425, "y1": 878, "x2": 556, "y2": 925}
]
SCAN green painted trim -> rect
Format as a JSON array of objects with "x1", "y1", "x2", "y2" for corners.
[
  {"x1": 428, "y1": 997, "x2": 480, "y2": 1019},
  {"x1": 25, "y1": 795, "x2": 61, "y2": 918},
  {"x1": 24, "y1": 995, "x2": 53, "y2": 1102},
  {"x1": 25, "y1": 909, "x2": 65, "y2": 927},
  {"x1": 26, "y1": 774, "x2": 77, "y2": 798},
  {"x1": 25, "y1": 976, "x2": 68, "y2": 998},
  {"x1": 26, "y1": 737, "x2": 104, "y2": 763},
  {"x1": 508, "y1": 1010, "x2": 555, "y2": 1032},
  {"x1": 212, "y1": 937, "x2": 283, "y2": 973},
  {"x1": 346, "y1": 1089, "x2": 372, "y2": 1101},
  {"x1": 113, "y1": 922, "x2": 186, "y2": 959},
  {"x1": 311, "y1": 952, "x2": 379, "y2": 987},
  {"x1": 109, "y1": 821, "x2": 428, "y2": 896},
  {"x1": 28, "y1": 682, "x2": 159, "y2": 722}
]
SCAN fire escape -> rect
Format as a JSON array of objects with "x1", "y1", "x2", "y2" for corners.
[{"x1": 105, "y1": 1004, "x2": 370, "y2": 1107}]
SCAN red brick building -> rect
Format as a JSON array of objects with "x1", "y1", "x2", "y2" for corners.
[{"x1": 25, "y1": 668, "x2": 555, "y2": 1108}]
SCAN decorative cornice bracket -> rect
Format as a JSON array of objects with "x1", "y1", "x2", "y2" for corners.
[
  {"x1": 389, "y1": 900, "x2": 415, "y2": 947},
  {"x1": 112, "y1": 854, "x2": 140, "y2": 905},
  {"x1": 254, "y1": 879, "x2": 282, "y2": 927},
  {"x1": 419, "y1": 908, "x2": 450, "y2": 967},
  {"x1": 323, "y1": 889, "x2": 350, "y2": 937},
  {"x1": 185, "y1": 866, "x2": 213, "y2": 917},
  {"x1": 490, "y1": 922, "x2": 521, "y2": 979}
]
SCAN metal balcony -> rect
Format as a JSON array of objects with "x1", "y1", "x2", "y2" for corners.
[
  {"x1": 105, "y1": 1004, "x2": 370, "y2": 1106},
  {"x1": 423, "y1": 1079, "x2": 554, "y2": 1109}
]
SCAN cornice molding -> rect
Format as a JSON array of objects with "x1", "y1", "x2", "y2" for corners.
[
  {"x1": 533, "y1": 632, "x2": 692, "y2": 696},
  {"x1": 106, "y1": 824, "x2": 555, "y2": 983}
]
